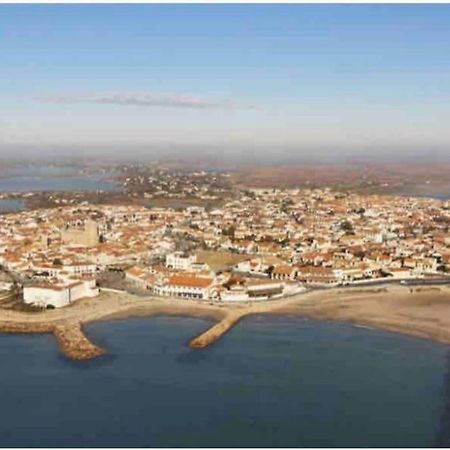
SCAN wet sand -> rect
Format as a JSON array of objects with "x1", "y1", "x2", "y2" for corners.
[{"x1": 0, "y1": 283, "x2": 449, "y2": 360}]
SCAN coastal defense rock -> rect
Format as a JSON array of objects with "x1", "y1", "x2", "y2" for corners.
[
  {"x1": 53, "y1": 322, "x2": 105, "y2": 360},
  {"x1": 0, "y1": 320, "x2": 104, "y2": 360},
  {"x1": 0, "y1": 321, "x2": 53, "y2": 334},
  {"x1": 189, "y1": 310, "x2": 247, "y2": 349}
]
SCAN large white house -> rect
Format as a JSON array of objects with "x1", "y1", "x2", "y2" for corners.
[
  {"x1": 23, "y1": 277, "x2": 99, "y2": 308},
  {"x1": 165, "y1": 252, "x2": 197, "y2": 271}
]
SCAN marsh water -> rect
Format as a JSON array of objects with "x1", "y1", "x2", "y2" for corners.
[
  {"x1": 0, "y1": 199, "x2": 24, "y2": 212},
  {"x1": 0, "y1": 166, "x2": 118, "y2": 193}
]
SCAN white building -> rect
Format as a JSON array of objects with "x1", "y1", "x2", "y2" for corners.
[
  {"x1": 125, "y1": 266, "x2": 156, "y2": 290},
  {"x1": 156, "y1": 274, "x2": 217, "y2": 300},
  {"x1": 23, "y1": 277, "x2": 99, "y2": 308},
  {"x1": 246, "y1": 279, "x2": 284, "y2": 299},
  {"x1": 0, "y1": 281, "x2": 13, "y2": 291},
  {"x1": 220, "y1": 285, "x2": 249, "y2": 302},
  {"x1": 64, "y1": 262, "x2": 97, "y2": 276},
  {"x1": 165, "y1": 252, "x2": 197, "y2": 271}
]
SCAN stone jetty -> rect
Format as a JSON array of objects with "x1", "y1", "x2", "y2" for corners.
[
  {"x1": 0, "y1": 320, "x2": 104, "y2": 361},
  {"x1": 189, "y1": 310, "x2": 249, "y2": 349},
  {"x1": 53, "y1": 322, "x2": 105, "y2": 360}
]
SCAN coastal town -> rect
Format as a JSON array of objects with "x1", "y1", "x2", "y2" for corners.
[{"x1": 0, "y1": 187, "x2": 449, "y2": 309}]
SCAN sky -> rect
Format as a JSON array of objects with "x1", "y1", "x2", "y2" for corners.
[{"x1": 1, "y1": 4, "x2": 450, "y2": 162}]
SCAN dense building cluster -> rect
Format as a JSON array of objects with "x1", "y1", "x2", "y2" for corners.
[
  {"x1": 0, "y1": 188, "x2": 449, "y2": 308},
  {"x1": 119, "y1": 167, "x2": 234, "y2": 202}
]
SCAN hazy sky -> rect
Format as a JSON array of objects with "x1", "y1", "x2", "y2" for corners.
[{"x1": 1, "y1": 4, "x2": 450, "y2": 160}]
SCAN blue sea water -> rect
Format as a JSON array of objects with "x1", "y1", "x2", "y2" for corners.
[
  {"x1": 0, "y1": 199, "x2": 24, "y2": 212},
  {"x1": 0, "y1": 166, "x2": 118, "y2": 193},
  {"x1": 0, "y1": 176, "x2": 118, "y2": 193},
  {"x1": 0, "y1": 315, "x2": 448, "y2": 448}
]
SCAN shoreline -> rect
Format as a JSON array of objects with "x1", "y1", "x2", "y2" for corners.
[{"x1": 0, "y1": 283, "x2": 449, "y2": 360}]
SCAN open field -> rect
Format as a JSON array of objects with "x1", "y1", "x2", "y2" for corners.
[
  {"x1": 231, "y1": 162, "x2": 450, "y2": 196},
  {"x1": 195, "y1": 250, "x2": 249, "y2": 272}
]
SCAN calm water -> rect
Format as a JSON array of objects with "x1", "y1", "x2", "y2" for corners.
[
  {"x1": 432, "y1": 192, "x2": 450, "y2": 200},
  {"x1": 0, "y1": 315, "x2": 448, "y2": 447},
  {"x1": 0, "y1": 199, "x2": 24, "y2": 212},
  {"x1": 0, "y1": 166, "x2": 118, "y2": 193}
]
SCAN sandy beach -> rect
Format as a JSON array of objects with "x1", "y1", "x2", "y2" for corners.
[{"x1": 0, "y1": 283, "x2": 449, "y2": 360}]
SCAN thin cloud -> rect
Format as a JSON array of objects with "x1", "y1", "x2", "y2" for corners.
[{"x1": 40, "y1": 92, "x2": 257, "y2": 110}]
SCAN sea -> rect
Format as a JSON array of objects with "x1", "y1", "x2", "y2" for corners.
[{"x1": 0, "y1": 315, "x2": 448, "y2": 448}]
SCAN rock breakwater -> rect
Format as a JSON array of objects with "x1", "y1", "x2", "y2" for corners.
[
  {"x1": 189, "y1": 310, "x2": 248, "y2": 348},
  {"x1": 0, "y1": 320, "x2": 104, "y2": 360}
]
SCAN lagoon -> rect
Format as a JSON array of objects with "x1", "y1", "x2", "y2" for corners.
[
  {"x1": 0, "y1": 199, "x2": 24, "y2": 212},
  {"x1": 0, "y1": 166, "x2": 119, "y2": 193}
]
